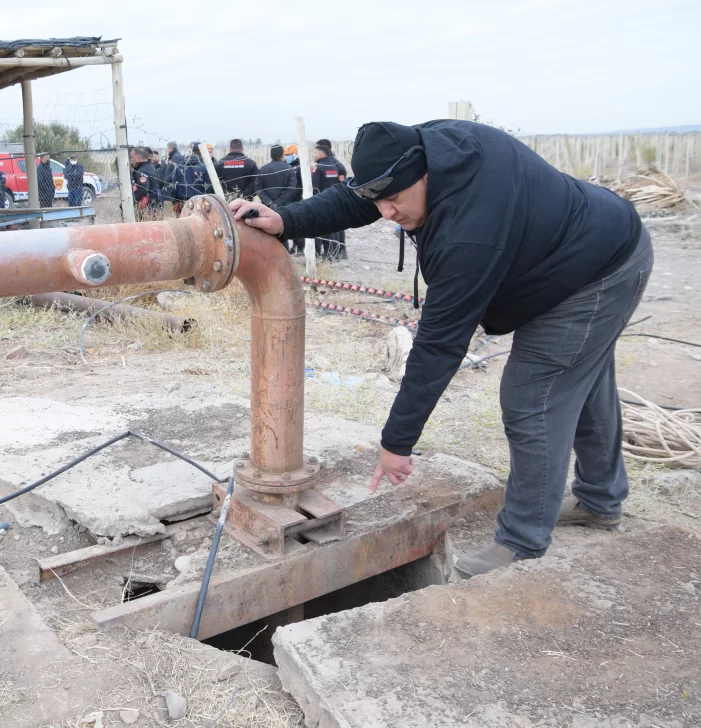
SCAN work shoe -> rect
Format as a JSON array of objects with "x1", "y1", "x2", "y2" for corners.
[
  {"x1": 455, "y1": 541, "x2": 519, "y2": 579},
  {"x1": 557, "y1": 494, "x2": 621, "y2": 530}
]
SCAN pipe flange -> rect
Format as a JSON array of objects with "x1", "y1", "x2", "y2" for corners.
[
  {"x1": 179, "y1": 194, "x2": 238, "y2": 292},
  {"x1": 234, "y1": 454, "x2": 321, "y2": 493}
]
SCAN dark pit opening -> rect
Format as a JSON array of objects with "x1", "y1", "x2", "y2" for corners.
[
  {"x1": 203, "y1": 554, "x2": 444, "y2": 665},
  {"x1": 122, "y1": 580, "x2": 161, "y2": 602}
]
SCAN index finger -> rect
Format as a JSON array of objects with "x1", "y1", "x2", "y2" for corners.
[
  {"x1": 228, "y1": 198, "x2": 247, "y2": 212},
  {"x1": 369, "y1": 465, "x2": 385, "y2": 494}
]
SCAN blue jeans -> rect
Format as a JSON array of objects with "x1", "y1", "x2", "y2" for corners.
[
  {"x1": 495, "y1": 228, "x2": 654, "y2": 558},
  {"x1": 68, "y1": 188, "x2": 83, "y2": 206}
]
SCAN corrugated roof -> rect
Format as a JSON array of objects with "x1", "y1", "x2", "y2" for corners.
[{"x1": 0, "y1": 36, "x2": 120, "y2": 90}]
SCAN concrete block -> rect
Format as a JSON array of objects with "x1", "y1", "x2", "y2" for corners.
[{"x1": 274, "y1": 526, "x2": 700, "y2": 728}]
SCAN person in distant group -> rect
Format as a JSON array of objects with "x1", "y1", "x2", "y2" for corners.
[
  {"x1": 316, "y1": 139, "x2": 347, "y2": 179},
  {"x1": 0, "y1": 168, "x2": 8, "y2": 208},
  {"x1": 161, "y1": 142, "x2": 185, "y2": 212},
  {"x1": 312, "y1": 144, "x2": 347, "y2": 260},
  {"x1": 283, "y1": 143, "x2": 305, "y2": 254},
  {"x1": 215, "y1": 139, "x2": 259, "y2": 200},
  {"x1": 254, "y1": 145, "x2": 297, "y2": 210},
  {"x1": 129, "y1": 146, "x2": 159, "y2": 219},
  {"x1": 172, "y1": 142, "x2": 210, "y2": 205},
  {"x1": 37, "y1": 153, "x2": 55, "y2": 208},
  {"x1": 64, "y1": 154, "x2": 85, "y2": 207}
]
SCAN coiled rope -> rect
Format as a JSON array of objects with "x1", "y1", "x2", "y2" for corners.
[{"x1": 619, "y1": 388, "x2": 701, "y2": 467}]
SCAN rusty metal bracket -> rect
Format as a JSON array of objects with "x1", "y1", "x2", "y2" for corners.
[{"x1": 212, "y1": 482, "x2": 344, "y2": 559}]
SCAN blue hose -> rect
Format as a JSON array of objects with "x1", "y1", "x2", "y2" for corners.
[
  {"x1": 0, "y1": 521, "x2": 9, "y2": 531},
  {"x1": 190, "y1": 475, "x2": 234, "y2": 639}
]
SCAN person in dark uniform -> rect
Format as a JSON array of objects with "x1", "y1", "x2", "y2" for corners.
[
  {"x1": 316, "y1": 139, "x2": 347, "y2": 179},
  {"x1": 254, "y1": 145, "x2": 297, "y2": 210},
  {"x1": 37, "y1": 153, "x2": 55, "y2": 208},
  {"x1": 312, "y1": 144, "x2": 347, "y2": 260},
  {"x1": 129, "y1": 146, "x2": 159, "y2": 220},
  {"x1": 0, "y1": 169, "x2": 8, "y2": 208},
  {"x1": 172, "y1": 143, "x2": 210, "y2": 204},
  {"x1": 215, "y1": 139, "x2": 259, "y2": 200},
  {"x1": 162, "y1": 142, "x2": 185, "y2": 213},
  {"x1": 64, "y1": 155, "x2": 84, "y2": 207},
  {"x1": 231, "y1": 119, "x2": 652, "y2": 578}
]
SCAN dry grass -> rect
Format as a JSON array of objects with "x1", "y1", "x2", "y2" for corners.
[{"x1": 32, "y1": 583, "x2": 302, "y2": 728}]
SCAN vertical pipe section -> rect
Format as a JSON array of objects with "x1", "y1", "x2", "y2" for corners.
[
  {"x1": 21, "y1": 80, "x2": 40, "y2": 229},
  {"x1": 112, "y1": 60, "x2": 135, "y2": 224},
  {"x1": 235, "y1": 224, "x2": 306, "y2": 475}
]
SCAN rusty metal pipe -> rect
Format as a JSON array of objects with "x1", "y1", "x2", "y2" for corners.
[
  {"x1": 0, "y1": 195, "x2": 312, "y2": 489},
  {"x1": 0, "y1": 197, "x2": 236, "y2": 296},
  {"x1": 26, "y1": 292, "x2": 194, "y2": 333}
]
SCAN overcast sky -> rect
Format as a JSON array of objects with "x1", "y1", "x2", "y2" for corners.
[{"x1": 1, "y1": 0, "x2": 699, "y2": 149}]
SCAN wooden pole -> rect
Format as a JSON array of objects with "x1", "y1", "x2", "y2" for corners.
[
  {"x1": 21, "y1": 80, "x2": 40, "y2": 229},
  {"x1": 447, "y1": 102, "x2": 457, "y2": 119},
  {"x1": 198, "y1": 143, "x2": 226, "y2": 198},
  {"x1": 111, "y1": 60, "x2": 135, "y2": 223},
  {"x1": 295, "y1": 116, "x2": 316, "y2": 277}
]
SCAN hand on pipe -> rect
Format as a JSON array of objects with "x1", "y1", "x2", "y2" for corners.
[
  {"x1": 229, "y1": 199, "x2": 284, "y2": 236},
  {"x1": 370, "y1": 447, "x2": 416, "y2": 494}
]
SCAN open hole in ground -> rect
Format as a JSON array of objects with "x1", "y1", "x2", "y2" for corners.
[
  {"x1": 203, "y1": 553, "x2": 445, "y2": 664},
  {"x1": 122, "y1": 579, "x2": 161, "y2": 602}
]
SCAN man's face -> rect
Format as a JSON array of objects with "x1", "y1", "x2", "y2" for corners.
[
  {"x1": 130, "y1": 150, "x2": 144, "y2": 168},
  {"x1": 313, "y1": 148, "x2": 325, "y2": 162},
  {"x1": 40, "y1": 154, "x2": 50, "y2": 164},
  {"x1": 374, "y1": 174, "x2": 428, "y2": 231}
]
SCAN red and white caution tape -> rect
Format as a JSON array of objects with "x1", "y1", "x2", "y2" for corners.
[{"x1": 300, "y1": 276, "x2": 424, "y2": 307}]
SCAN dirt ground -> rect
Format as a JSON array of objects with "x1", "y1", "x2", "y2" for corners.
[{"x1": 0, "y1": 213, "x2": 700, "y2": 727}]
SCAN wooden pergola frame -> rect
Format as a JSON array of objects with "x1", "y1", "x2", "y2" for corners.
[{"x1": 0, "y1": 37, "x2": 134, "y2": 225}]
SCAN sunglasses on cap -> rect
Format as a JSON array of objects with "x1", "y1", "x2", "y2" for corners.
[{"x1": 346, "y1": 145, "x2": 424, "y2": 199}]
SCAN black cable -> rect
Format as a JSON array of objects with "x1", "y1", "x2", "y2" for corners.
[
  {"x1": 191, "y1": 474, "x2": 234, "y2": 639},
  {"x1": 620, "y1": 332, "x2": 701, "y2": 348},
  {"x1": 0, "y1": 431, "x2": 226, "y2": 506},
  {"x1": 128, "y1": 432, "x2": 224, "y2": 483},
  {"x1": 0, "y1": 432, "x2": 131, "y2": 506}
]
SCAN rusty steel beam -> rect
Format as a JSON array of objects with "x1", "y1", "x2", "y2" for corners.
[
  {"x1": 91, "y1": 483, "x2": 503, "y2": 640},
  {"x1": 26, "y1": 292, "x2": 194, "y2": 333}
]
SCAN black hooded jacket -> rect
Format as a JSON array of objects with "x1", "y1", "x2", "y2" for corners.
[
  {"x1": 215, "y1": 151, "x2": 259, "y2": 198},
  {"x1": 312, "y1": 154, "x2": 345, "y2": 194},
  {"x1": 277, "y1": 120, "x2": 641, "y2": 455}
]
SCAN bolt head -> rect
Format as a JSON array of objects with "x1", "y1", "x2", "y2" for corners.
[
  {"x1": 235, "y1": 461, "x2": 245, "y2": 469},
  {"x1": 308, "y1": 456, "x2": 318, "y2": 464},
  {"x1": 282, "y1": 472, "x2": 291, "y2": 481},
  {"x1": 201, "y1": 280, "x2": 212, "y2": 292},
  {"x1": 253, "y1": 469, "x2": 261, "y2": 478},
  {"x1": 306, "y1": 465, "x2": 315, "y2": 474},
  {"x1": 187, "y1": 200, "x2": 194, "y2": 209},
  {"x1": 202, "y1": 201, "x2": 211, "y2": 212},
  {"x1": 240, "y1": 451, "x2": 250, "y2": 459},
  {"x1": 213, "y1": 228, "x2": 222, "y2": 238},
  {"x1": 212, "y1": 260, "x2": 223, "y2": 272}
]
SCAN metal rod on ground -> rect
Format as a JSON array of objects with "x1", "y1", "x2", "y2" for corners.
[
  {"x1": 191, "y1": 475, "x2": 235, "y2": 639},
  {"x1": 198, "y1": 143, "x2": 226, "y2": 199},
  {"x1": 111, "y1": 59, "x2": 135, "y2": 224},
  {"x1": 21, "y1": 80, "x2": 40, "y2": 230},
  {"x1": 26, "y1": 292, "x2": 193, "y2": 332},
  {"x1": 295, "y1": 116, "x2": 316, "y2": 278}
]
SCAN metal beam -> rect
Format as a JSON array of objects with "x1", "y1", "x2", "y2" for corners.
[
  {"x1": 92, "y1": 482, "x2": 503, "y2": 640},
  {"x1": 0, "y1": 55, "x2": 123, "y2": 67}
]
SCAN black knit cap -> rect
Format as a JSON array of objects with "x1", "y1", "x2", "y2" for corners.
[{"x1": 350, "y1": 122, "x2": 426, "y2": 200}]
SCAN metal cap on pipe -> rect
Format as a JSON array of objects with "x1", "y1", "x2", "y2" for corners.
[{"x1": 66, "y1": 249, "x2": 111, "y2": 286}]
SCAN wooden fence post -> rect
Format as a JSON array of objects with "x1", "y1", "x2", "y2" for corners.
[{"x1": 295, "y1": 116, "x2": 316, "y2": 277}]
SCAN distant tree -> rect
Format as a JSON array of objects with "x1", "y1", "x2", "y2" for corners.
[
  {"x1": 255, "y1": 137, "x2": 262, "y2": 145},
  {"x1": 1, "y1": 122, "x2": 90, "y2": 157}
]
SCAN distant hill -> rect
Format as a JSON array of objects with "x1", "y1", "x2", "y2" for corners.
[{"x1": 520, "y1": 125, "x2": 701, "y2": 136}]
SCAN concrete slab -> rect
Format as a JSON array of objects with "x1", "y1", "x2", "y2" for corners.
[
  {"x1": 274, "y1": 526, "x2": 700, "y2": 728},
  {"x1": 0, "y1": 564, "x2": 98, "y2": 727},
  {"x1": 0, "y1": 382, "x2": 497, "y2": 540}
]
